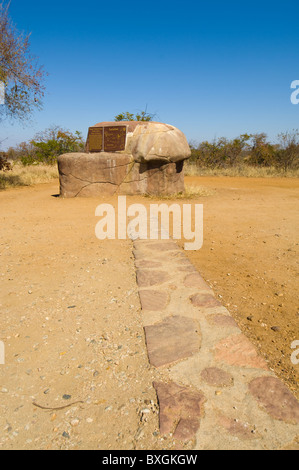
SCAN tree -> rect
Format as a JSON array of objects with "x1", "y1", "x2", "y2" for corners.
[
  {"x1": 0, "y1": 1, "x2": 46, "y2": 122},
  {"x1": 274, "y1": 130, "x2": 299, "y2": 172},
  {"x1": 0, "y1": 137, "x2": 11, "y2": 170},
  {"x1": 0, "y1": 151, "x2": 11, "y2": 171},
  {"x1": 114, "y1": 108, "x2": 155, "y2": 122},
  {"x1": 193, "y1": 134, "x2": 251, "y2": 168},
  {"x1": 247, "y1": 133, "x2": 275, "y2": 167},
  {"x1": 29, "y1": 125, "x2": 85, "y2": 165}
]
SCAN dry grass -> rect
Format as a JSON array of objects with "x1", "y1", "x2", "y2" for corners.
[
  {"x1": 184, "y1": 162, "x2": 299, "y2": 178},
  {"x1": 0, "y1": 163, "x2": 59, "y2": 190},
  {"x1": 144, "y1": 184, "x2": 216, "y2": 200}
]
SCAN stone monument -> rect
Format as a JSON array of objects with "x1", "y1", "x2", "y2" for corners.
[{"x1": 57, "y1": 121, "x2": 191, "y2": 197}]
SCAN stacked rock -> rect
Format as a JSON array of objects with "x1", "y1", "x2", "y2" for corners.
[{"x1": 57, "y1": 121, "x2": 191, "y2": 197}]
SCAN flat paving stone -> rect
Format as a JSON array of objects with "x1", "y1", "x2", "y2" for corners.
[
  {"x1": 248, "y1": 376, "x2": 299, "y2": 424},
  {"x1": 207, "y1": 313, "x2": 239, "y2": 328},
  {"x1": 139, "y1": 289, "x2": 169, "y2": 311},
  {"x1": 200, "y1": 367, "x2": 234, "y2": 388},
  {"x1": 133, "y1": 237, "x2": 299, "y2": 449},
  {"x1": 178, "y1": 265, "x2": 197, "y2": 273},
  {"x1": 153, "y1": 381, "x2": 205, "y2": 441},
  {"x1": 148, "y1": 241, "x2": 180, "y2": 252},
  {"x1": 144, "y1": 316, "x2": 201, "y2": 367},
  {"x1": 190, "y1": 292, "x2": 222, "y2": 308},
  {"x1": 135, "y1": 260, "x2": 163, "y2": 269},
  {"x1": 136, "y1": 269, "x2": 170, "y2": 287},
  {"x1": 217, "y1": 413, "x2": 256, "y2": 440},
  {"x1": 214, "y1": 334, "x2": 268, "y2": 370},
  {"x1": 184, "y1": 273, "x2": 211, "y2": 290}
]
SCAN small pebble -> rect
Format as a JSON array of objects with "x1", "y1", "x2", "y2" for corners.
[
  {"x1": 70, "y1": 419, "x2": 80, "y2": 427},
  {"x1": 271, "y1": 326, "x2": 280, "y2": 332}
]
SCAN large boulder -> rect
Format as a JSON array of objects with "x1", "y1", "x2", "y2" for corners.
[
  {"x1": 58, "y1": 121, "x2": 190, "y2": 197},
  {"x1": 85, "y1": 121, "x2": 191, "y2": 163}
]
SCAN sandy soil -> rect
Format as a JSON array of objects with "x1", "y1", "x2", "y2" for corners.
[
  {"x1": 182, "y1": 176, "x2": 299, "y2": 399},
  {"x1": 0, "y1": 183, "x2": 177, "y2": 450},
  {"x1": 0, "y1": 175, "x2": 298, "y2": 450}
]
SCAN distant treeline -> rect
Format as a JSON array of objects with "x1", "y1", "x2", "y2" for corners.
[
  {"x1": 0, "y1": 126, "x2": 85, "y2": 170},
  {"x1": 1, "y1": 127, "x2": 299, "y2": 173},
  {"x1": 189, "y1": 131, "x2": 299, "y2": 172}
]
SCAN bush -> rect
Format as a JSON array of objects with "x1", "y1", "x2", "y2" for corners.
[
  {"x1": 30, "y1": 126, "x2": 85, "y2": 165},
  {"x1": 274, "y1": 130, "x2": 299, "y2": 172},
  {"x1": 6, "y1": 125, "x2": 86, "y2": 166},
  {"x1": 190, "y1": 131, "x2": 299, "y2": 172},
  {"x1": 0, "y1": 152, "x2": 11, "y2": 171}
]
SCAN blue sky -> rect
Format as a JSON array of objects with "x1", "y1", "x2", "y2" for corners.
[{"x1": 1, "y1": 0, "x2": 299, "y2": 149}]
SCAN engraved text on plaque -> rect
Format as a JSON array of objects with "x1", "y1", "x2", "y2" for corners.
[{"x1": 88, "y1": 125, "x2": 127, "y2": 153}]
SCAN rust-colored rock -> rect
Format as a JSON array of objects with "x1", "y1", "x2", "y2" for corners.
[
  {"x1": 217, "y1": 414, "x2": 256, "y2": 440},
  {"x1": 135, "y1": 260, "x2": 163, "y2": 269},
  {"x1": 190, "y1": 293, "x2": 221, "y2": 308},
  {"x1": 148, "y1": 241, "x2": 179, "y2": 252},
  {"x1": 153, "y1": 381, "x2": 205, "y2": 441},
  {"x1": 136, "y1": 269, "x2": 170, "y2": 287},
  {"x1": 249, "y1": 376, "x2": 299, "y2": 424},
  {"x1": 139, "y1": 290, "x2": 169, "y2": 311},
  {"x1": 214, "y1": 334, "x2": 268, "y2": 370},
  {"x1": 200, "y1": 367, "x2": 234, "y2": 387},
  {"x1": 207, "y1": 314, "x2": 238, "y2": 328},
  {"x1": 184, "y1": 273, "x2": 211, "y2": 290},
  {"x1": 144, "y1": 316, "x2": 201, "y2": 367}
]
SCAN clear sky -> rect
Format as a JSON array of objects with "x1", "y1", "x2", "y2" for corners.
[{"x1": 1, "y1": 0, "x2": 299, "y2": 149}]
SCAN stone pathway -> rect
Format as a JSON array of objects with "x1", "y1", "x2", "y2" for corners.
[{"x1": 132, "y1": 239, "x2": 299, "y2": 450}]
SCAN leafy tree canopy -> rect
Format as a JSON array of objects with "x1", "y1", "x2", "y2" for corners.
[
  {"x1": 0, "y1": 1, "x2": 47, "y2": 122},
  {"x1": 114, "y1": 108, "x2": 155, "y2": 122}
]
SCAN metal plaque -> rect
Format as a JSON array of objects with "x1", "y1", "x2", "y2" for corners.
[
  {"x1": 88, "y1": 127, "x2": 103, "y2": 152},
  {"x1": 104, "y1": 126, "x2": 127, "y2": 152}
]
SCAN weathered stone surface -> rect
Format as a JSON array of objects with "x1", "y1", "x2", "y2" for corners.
[
  {"x1": 141, "y1": 161, "x2": 185, "y2": 195},
  {"x1": 86, "y1": 121, "x2": 191, "y2": 164},
  {"x1": 184, "y1": 273, "x2": 211, "y2": 290},
  {"x1": 58, "y1": 152, "x2": 132, "y2": 198},
  {"x1": 207, "y1": 314, "x2": 239, "y2": 328},
  {"x1": 153, "y1": 381, "x2": 205, "y2": 441},
  {"x1": 59, "y1": 121, "x2": 190, "y2": 197},
  {"x1": 135, "y1": 260, "x2": 163, "y2": 269},
  {"x1": 128, "y1": 122, "x2": 190, "y2": 163},
  {"x1": 248, "y1": 377, "x2": 299, "y2": 424},
  {"x1": 214, "y1": 334, "x2": 268, "y2": 370},
  {"x1": 136, "y1": 270, "x2": 170, "y2": 287},
  {"x1": 200, "y1": 367, "x2": 234, "y2": 387},
  {"x1": 190, "y1": 293, "x2": 221, "y2": 308},
  {"x1": 139, "y1": 290, "x2": 169, "y2": 311},
  {"x1": 58, "y1": 152, "x2": 185, "y2": 197},
  {"x1": 148, "y1": 241, "x2": 179, "y2": 252},
  {"x1": 144, "y1": 316, "x2": 201, "y2": 367},
  {"x1": 178, "y1": 265, "x2": 197, "y2": 273},
  {"x1": 217, "y1": 414, "x2": 256, "y2": 440}
]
